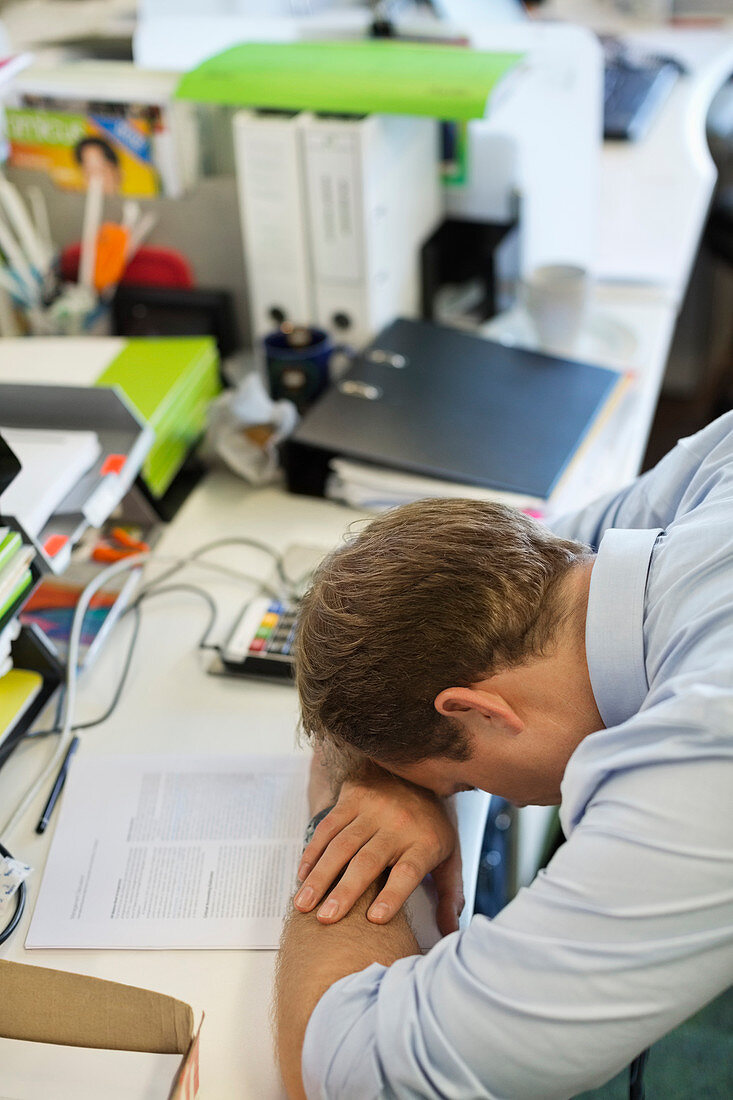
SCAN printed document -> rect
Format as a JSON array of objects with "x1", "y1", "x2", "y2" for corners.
[{"x1": 26, "y1": 752, "x2": 308, "y2": 949}]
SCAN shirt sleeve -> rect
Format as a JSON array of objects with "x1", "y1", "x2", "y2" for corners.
[
  {"x1": 549, "y1": 410, "x2": 733, "y2": 549},
  {"x1": 302, "y1": 705, "x2": 733, "y2": 1099}
]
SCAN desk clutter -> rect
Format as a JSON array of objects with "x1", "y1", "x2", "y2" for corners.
[
  {"x1": 0, "y1": 171, "x2": 166, "y2": 336},
  {"x1": 0, "y1": 334, "x2": 222, "y2": 783},
  {"x1": 0, "y1": 509, "x2": 327, "y2": 1099},
  {"x1": 0, "y1": 335, "x2": 221, "y2": 506},
  {"x1": 0, "y1": 390, "x2": 151, "y2": 775}
]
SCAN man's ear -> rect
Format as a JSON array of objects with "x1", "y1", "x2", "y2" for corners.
[{"x1": 434, "y1": 686, "x2": 523, "y2": 735}]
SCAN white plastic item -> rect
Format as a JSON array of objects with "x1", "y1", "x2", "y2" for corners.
[{"x1": 203, "y1": 372, "x2": 298, "y2": 485}]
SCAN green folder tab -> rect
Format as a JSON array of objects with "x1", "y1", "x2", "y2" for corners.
[
  {"x1": 0, "y1": 530, "x2": 22, "y2": 574},
  {"x1": 175, "y1": 40, "x2": 523, "y2": 121}
]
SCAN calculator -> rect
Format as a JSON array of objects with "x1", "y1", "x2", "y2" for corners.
[{"x1": 217, "y1": 596, "x2": 299, "y2": 681}]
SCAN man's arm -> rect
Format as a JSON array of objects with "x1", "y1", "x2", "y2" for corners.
[{"x1": 275, "y1": 882, "x2": 419, "y2": 1099}]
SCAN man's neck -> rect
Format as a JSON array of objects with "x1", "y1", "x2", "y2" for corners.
[{"x1": 490, "y1": 559, "x2": 604, "y2": 742}]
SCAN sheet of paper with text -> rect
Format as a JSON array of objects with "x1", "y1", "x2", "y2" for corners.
[{"x1": 26, "y1": 752, "x2": 308, "y2": 949}]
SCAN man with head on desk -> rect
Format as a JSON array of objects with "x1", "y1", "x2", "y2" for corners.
[{"x1": 275, "y1": 413, "x2": 733, "y2": 1099}]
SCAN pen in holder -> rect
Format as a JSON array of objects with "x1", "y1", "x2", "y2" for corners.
[{"x1": 0, "y1": 174, "x2": 157, "y2": 337}]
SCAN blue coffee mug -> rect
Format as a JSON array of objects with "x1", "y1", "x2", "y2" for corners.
[{"x1": 264, "y1": 328, "x2": 348, "y2": 414}]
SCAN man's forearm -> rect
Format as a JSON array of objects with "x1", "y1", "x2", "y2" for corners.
[{"x1": 275, "y1": 880, "x2": 419, "y2": 1099}]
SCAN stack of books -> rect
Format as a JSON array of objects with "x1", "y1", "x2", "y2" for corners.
[
  {"x1": 0, "y1": 528, "x2": 42, "y2": 754},
  {"x1": 0, "y1": 528, "x2": 34, "y2": 630}
]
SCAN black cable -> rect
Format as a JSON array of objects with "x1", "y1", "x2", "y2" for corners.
[
  {"x1": 130, "y1": 583, "x2": 218, "y2": 650},
  {"x1": 190, "y1": 537, "x2": 290, "y2": 587},
  {"x1": 71, "y1": 603, "x2": 142, "y2": 731},
  {"x1": 0, "y1": 841, "x2": 26, "y2": 945},
  {"x1": 141, "y1": 537, "x2": 290, "y2": 598},
  {"x1": 629, "y1": 1047, "x2": 650, "y2": 1100},
  {"x1": 26, "y1": 603, "x2": 142, "y2": 739},
  {"x1": 22, "y1": 547, "x2": 299, "y2": 747}
]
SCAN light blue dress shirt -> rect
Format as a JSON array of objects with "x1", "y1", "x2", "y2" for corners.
[{"x1": 302, "y1": 412, "x2": 733, "y2": 1099}]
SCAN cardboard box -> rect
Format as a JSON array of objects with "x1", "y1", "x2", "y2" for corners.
[{"x1": 0, "y1": 960, "x2": 201, "y2": 1100}]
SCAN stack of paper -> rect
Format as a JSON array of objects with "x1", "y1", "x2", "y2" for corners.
[
  {"x1": 0, "y1": 528, "x2": 34, "y2": 622},
  {"x1": 0, "y1": 428, "x2": 101, "y2": 538},
  {"x1": 327, "y1": 458, "x2": 546, "y2": 515}
]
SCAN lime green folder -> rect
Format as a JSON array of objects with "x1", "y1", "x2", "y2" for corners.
[
  {"x1": 0, "y1": 568, "x2": 31, "y2": 621},
  {"x1": 176, "y1": 40, "x2": 523, "y2": 121},
  {"x1": 0, "y1": 531, "x2": 22, "y2": 574},
  {"x1": 96, "y1": 337, "x2": 221, "y2": 499}
]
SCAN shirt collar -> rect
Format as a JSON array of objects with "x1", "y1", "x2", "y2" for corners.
[{"x1": 585, "y1": 527, "x2": 661, "y2": 729}]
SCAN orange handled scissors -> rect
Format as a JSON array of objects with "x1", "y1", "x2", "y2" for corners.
[{"x1": 91, "y1": 526, "x2": 150, "y2": 564}]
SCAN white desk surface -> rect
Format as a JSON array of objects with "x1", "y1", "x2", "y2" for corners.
[
  {"x1": 537, "y1": 10, "x2": 733, "y2": 301},
  {"x1": 1, "y1": 23, "x2": 732, "y2": 1099},
  {"x1": 595, "y1": 26, "x2": 733, "y2": 302}
]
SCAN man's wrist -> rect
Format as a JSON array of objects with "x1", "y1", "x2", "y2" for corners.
[{"x1": 303, "y1": 804, "x2": 336, "y2": 850}]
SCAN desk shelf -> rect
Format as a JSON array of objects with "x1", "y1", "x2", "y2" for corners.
[
  {"x1": 0, "y1": 390, "x2": 152, "y2": 771},
  {"x1": 0, "y1": 384, "x2": 154, "y2": 576}
]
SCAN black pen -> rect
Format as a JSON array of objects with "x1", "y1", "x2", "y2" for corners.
[{"x1": 36, "y1": 736, "x2": 80, "y2": 835}]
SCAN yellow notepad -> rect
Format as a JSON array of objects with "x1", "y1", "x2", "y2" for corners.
[{"x1": 0, "y1": 667, "x2": 43, "y2": 745}]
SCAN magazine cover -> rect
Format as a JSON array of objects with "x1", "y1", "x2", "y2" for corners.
[{"x1": 5, "y1": 97, "x2": 163, "y2": 196}]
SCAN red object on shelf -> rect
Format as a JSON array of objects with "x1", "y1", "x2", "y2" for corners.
[
  {"x1": 43, "y1": 534, "x2": 69, "y2": 558},
  {"x1": 100, "y1": 454, "x2": 127, "y2": 476},
  {"x1": 60, "y1": 244, "x2": 194, "y2": 289}
]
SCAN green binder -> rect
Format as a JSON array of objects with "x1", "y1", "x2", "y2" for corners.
[{"x1": 96, "y1": 337, "x2": 221, "y2": 498}]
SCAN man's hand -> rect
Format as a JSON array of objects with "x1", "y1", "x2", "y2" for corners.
[{"x1": 295, "y1": 768, "x2": 464, "y2": 936}]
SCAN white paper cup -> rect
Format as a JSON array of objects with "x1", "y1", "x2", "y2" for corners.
[{"x1": 522, "y1": 264, "x2": 591, "y2": 356}]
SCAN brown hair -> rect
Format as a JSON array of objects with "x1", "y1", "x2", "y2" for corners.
[{"x1": 295, "y1": 499, "x2": 591, "y2": 769}]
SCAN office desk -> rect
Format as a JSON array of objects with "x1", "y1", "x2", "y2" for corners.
[
  {"x1": 1, "y1": 24, "x2": 731, "y2": 1099},
  {"x1": 595, "y1": 26, "x2": 733, "y2": 302}
]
